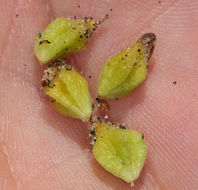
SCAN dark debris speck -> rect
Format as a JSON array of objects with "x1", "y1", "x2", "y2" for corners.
[
  {"x1": 96, "y1": 97, "x2": 101, "y2": 103},
  {"x1": 90, "y1": 129, "x2": 96, "y2": 136},
  {"x1": 39, "y1": 40, "x2": 51, "y2": 45},
  {"x1": 120, "y1": 125, "x2": 126, "y2": 129},
  {"x1": 97, "y1": 116, "x2": 102, "y2": 123}
]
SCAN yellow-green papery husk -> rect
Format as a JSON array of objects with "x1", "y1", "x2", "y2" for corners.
[
  {"x1": 98, "y1": 33, "x2": 156, "y2": 99},
  {"x1": 93, "y1": 122, "x2": 147, "y2": 183},
  {"x1": 34, "y1": 17, "x2": 100, "y2": 64},
  {"x1": 43, "y1": 62, "x2": 92, "y2": 122}
]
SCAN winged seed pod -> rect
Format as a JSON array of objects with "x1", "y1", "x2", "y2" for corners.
[
  {"x1": 41, "y1": 60, "x2": 92, "y2": 122},
  {"x1": 34, "y1": 16, "x2": 107, "y2": 64},
  {"x1": 92, "y1": 122, "x2": 147, "y2": 184},
  {"x1": 98, "y1": 33, "x2": 156, "y2": 99}
]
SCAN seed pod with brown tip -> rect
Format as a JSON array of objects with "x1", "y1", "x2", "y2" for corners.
[{"x1": 97, "y1": 33, "x2": 156, "y2": 99}]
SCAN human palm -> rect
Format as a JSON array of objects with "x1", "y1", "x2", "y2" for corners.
[{"x1": 0, "y1": 0, "x2": 197, "y2": 189}]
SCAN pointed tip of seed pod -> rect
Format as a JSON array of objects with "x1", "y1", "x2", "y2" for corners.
[
  {"x1": 140, "y1": 33, "x2": 157, "y2": 63},
  {"x1": 96, "y1": 14, "x2": 109, "y2": 25},
  {"x1": 141, "y1": 33, "x2": 156, "y2": 44},
  {"x1": 80, "y1": 15, "x2": 108, "y2": 39}
]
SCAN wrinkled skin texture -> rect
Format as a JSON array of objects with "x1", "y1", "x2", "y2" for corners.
[{"x1": 0, "y1": 0, "x2": 198, "y2": 189}]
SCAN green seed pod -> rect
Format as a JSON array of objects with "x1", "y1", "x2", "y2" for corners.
[
  {"x1": 34, "y1": 16, "x2": 107, "y2": 64},
  {"x1": 41, "y1": 60, "x2": 92, "y2": 122},
  {"x1": 98, "y1": 33, "x2": 156, "y2": 99},
  {"x1": 93, "y1": 122, "x2": 147, "y2": 184}
]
